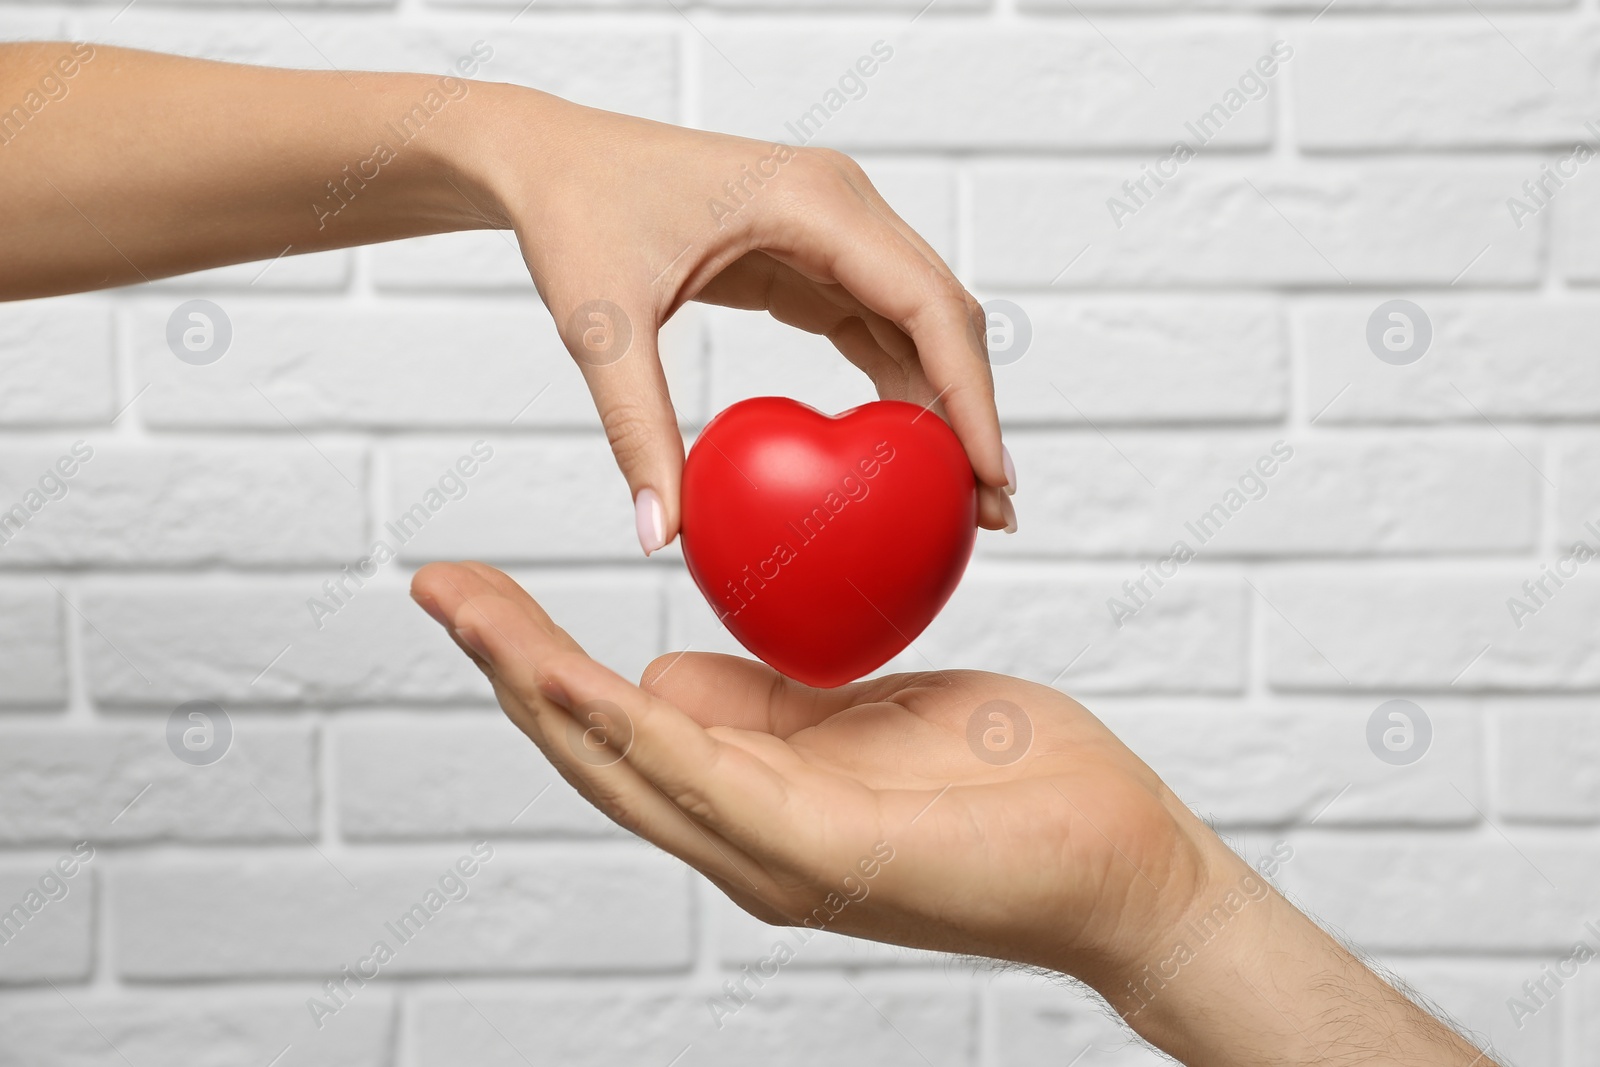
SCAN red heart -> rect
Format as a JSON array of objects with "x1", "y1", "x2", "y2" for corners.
[{"x1": 680, "y1": 397, "x2": 977, "y2": 688}]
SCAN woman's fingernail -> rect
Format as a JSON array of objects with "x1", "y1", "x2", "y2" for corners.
[
  {"x1": 635, "y1": 487, "x2": 666, "y2": 556},
  {"x1": 1000, "y1": 493, "x2": 1018, "y2": 535},
  {"x1": 1001, "y1": 443, "x2": 1017, "y2": 496}
]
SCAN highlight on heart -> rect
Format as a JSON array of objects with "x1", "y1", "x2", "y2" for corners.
[
  {"x1": 703, "y1": 438, "x2": 897, "y2": 622},
  {"x1": 679, "y1": 396, "x2": 977, "y2": 688}
]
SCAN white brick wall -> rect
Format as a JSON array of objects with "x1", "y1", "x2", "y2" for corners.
[{"x1": 1, "y1": 2, "x2": 1595, "y2": 1065}]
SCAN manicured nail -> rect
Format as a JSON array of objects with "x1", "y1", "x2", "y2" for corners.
[
  {"x1": 635, "y1": 487, "x2": 666, "y2": 556},
  {"x1": 1000, "y1": 493, "x2": 1018, "y2": 535},
  {"x1": 1001, "y1": 443, "x2": 1017, "y2": 496}
]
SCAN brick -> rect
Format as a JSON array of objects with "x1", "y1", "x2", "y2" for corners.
[
  {"x1": 0, "y1": 724, "x2": 315, "y2": 844},
  {"x1": 81, "y1": 582, "x2": 484, "y2": 706},
  {"x1": 369, "y1": 230, "x2": 532, "y2": 291},
  {"x1": 82, "y1": 575, "x2": 660, "y2": 705},
  {"x1": 1557, "y1": 174, "x2": 1600, "y2": 282},
  {"x1": 1576, "y1": 965, "x2": 1600, "y2": 1067},
  {"x1": 986, "y1": 433, "x2": 1537, "y2": 558},
  {"x1": 0, "y1": 858, "x2": 93, "y2": 984},
  {"x1": 972, "y1": 161, "x2": 1542, "y2": 288},
  {"x1": 99, "y1": 16, "x2": 678, "y2": 120},
  {"x1": 669, "y1": 565, "x2": 1247, "y2": 692},
  {"x1": 1274, "y1": 832, "x2": 1599, "y2": 951},
  {"x1": 987, "y1": 297, "x2": 1286, "y2": 425},
  {"x1": 1557, "y1": 437, "x2": 1600, "y2": 545},
  {"x1": 665, "y1": 572, "x2": 755, "y2": 661},
  {"x1": 1024, "y1": 0, "x2": 1565, "y2": 7},
  {"x1": 857, "y1": 160, "x2": 957, "y2": 264},
  {"x1": 0, "y1": 298, "x2": 113, "y2": 424},
  {"x1": 385, "y1": 438, "x2": 646, "y2": 561},
  {"x1": 1261, "y1": 573, "x2": 1600, "y2": 691},
  {"x1": 1302, "y1": 297, "x2": 1600, "y2": 422},
  {"x1": 708, "y1": 297, "x2": 1286, "y2": 426},
  {"x1": 0, "y1": 992, "x2": 391, "y2": 1067},
  {"x1": 1493, "y1": 701, "x2": 1600, "y2": 822},
  {"x1": 335, "y1": 716, "x2": 617, "y2": 839},
  {"x1": 699, "y1": 29, "x2": 1275, "y2": 149},
  {"x1": 1298, "y1": 24, "x2": 1600, "y2": 148},
  {"x1": 706, "y1": 306, "x2": 879, "y2": 416},
  {"x1": 705, "y1": 0, "x2": 985, "y2": 7},
  {"x1": 0, "y1": 441, "x2": 366, "y2": 565},
  {"x1": 1097, "y1": 698, "x2": 1484, "y2": 827},
  {"x1": 411, "y1": 981, "x2": 974, "y2": 1066},
  {"x1": 112, "y1": 846, "x2": 692, "y2": 978},
  {"x1": 133, "y1": 301, "x2": 705, "y2": 429},
  {"x1": 0, "y1": 583, "x2": 66, "y2": 708},
  {"x1": 900, "y1": 567, "x2": 1248, "y2": 693},
  {"x1": 989, "y1": 971, "x2": 1170, "y2": 1067}
]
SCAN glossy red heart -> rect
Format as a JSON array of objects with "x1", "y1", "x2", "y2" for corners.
[{"x1": 680, "y1": 397, "x2": 977, "y2": 688}]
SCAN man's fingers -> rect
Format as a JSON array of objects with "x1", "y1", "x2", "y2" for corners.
[
  {"x1": 448, "y1": 591, "x2": 784, "y2": 891},
  {"x1": 554, "y1": 292, "x2": 685, "y2": 556},
  {"x1": 412, "y1": 561, "x2": 587, "y2": 654}
]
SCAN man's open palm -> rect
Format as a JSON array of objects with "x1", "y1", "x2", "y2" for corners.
[{"x1": 411, "y1": 561, "x2": 1216, "y2": 988}]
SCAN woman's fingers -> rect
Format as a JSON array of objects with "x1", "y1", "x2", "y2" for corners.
[
  {"x1": 551, "y1": 289, "x2": 685, "y2": 556},
  {"x1": 760, "y1": 152, "x2": 1006, "y2": 492}
]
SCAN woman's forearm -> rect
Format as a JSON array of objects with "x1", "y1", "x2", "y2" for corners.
[{"x1": 0, "y1": 43, "x2": 515, "y2": 298}]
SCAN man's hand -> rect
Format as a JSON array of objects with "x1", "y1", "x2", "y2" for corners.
[{"x1": 411, "y1": 560, "x2": 1500, "y2": 1067}]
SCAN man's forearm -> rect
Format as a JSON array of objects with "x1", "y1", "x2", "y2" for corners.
[
  {"x1": 0, "y1": 43, "x2": 518, "y2": 298},
  {"x1": 1094, "y1": 847, "x2": 1497, "y2": 1067}
]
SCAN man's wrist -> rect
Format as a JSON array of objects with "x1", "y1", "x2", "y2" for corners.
[{"x1": 1085, "y1": 841, "x2": 1496, "y2": 1067}]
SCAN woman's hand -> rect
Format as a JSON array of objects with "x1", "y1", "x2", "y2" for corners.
[
  {"x1": 457, "y1": 88, "x2": 1016, "y2": 550},
  {"x1": 410, "y1": 560, "x2": 1503, "y2": 1067},
  {"x1": 0, "y1": 46, "x2": 1015, "y2": 548}
]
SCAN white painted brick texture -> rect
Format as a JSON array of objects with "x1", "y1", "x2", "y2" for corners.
[{"x1": 1, "y1": 2, "x2": 1595, "y2": 1065}]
